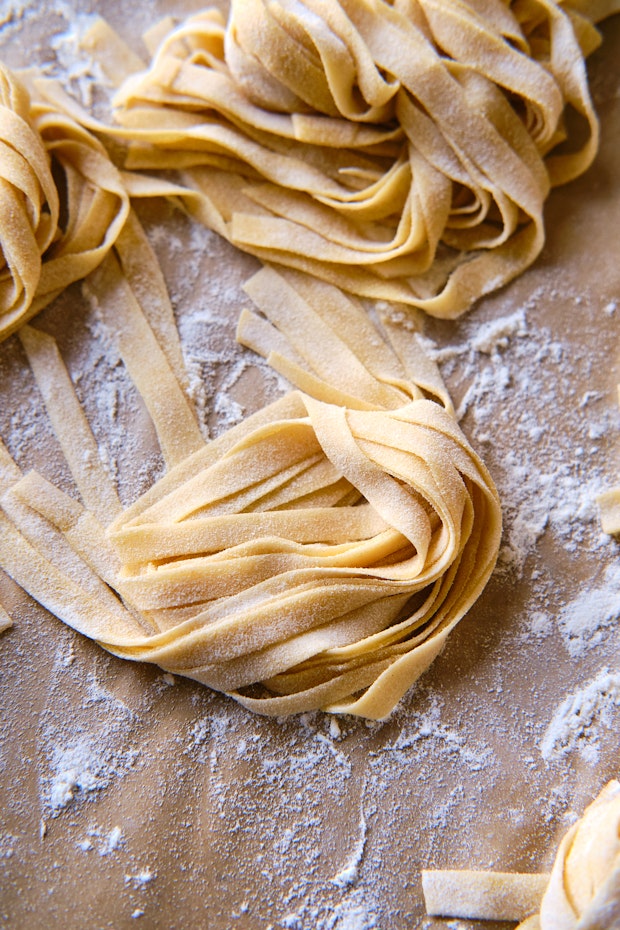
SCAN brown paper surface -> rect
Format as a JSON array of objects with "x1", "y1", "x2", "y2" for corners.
[{"x1": 1, "y1": 4, "x2": 619, "y2": 929}]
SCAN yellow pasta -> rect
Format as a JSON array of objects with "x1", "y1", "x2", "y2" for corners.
[
  {"x1": 422, "y1": 780, "x2": 620, "y2": 928},
  {"x1": 37, "y1": 0, "x2": 620, "y2": 318},
  {"x1": 0, "y1": 65, "x2": 129, "y2": 341},
  {"x1": 0, "y1": 605, "x2": 11, "y2": 634},
  {"x1": 5, "y1": 0, "x2": 613, "y2": 720},
  {"x1": 598, "y1": 488, "x2": 620, "y2": 535},
  {"x1": 0, "y1": 256, "x2": 501, "y2": 718}
]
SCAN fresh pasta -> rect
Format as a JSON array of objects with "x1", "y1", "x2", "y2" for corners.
[
  {"x1": 422, "y1": 780, "x2": 620, "y2": 928},
  {"x1": 0, "y1": 65, "x2": 129, "y2": 342},
  {"x1": 37, "y1": 0, "x2": 620, "y2": 318},
  {"x1": 0, "y1": 246, "x2": 501, "y2": 717},
  {"x1": 0, "y1": 0, "x2": 612, "y2": 722}
]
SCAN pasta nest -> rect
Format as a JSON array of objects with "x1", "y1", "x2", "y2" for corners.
[
  {"x1": 104, "y1": 268, "x2": 503, "y2": 717},
  {"x1": 54, "y1": 0, "x2": 611, "y2": 318},
  {"x1": 0, "y1": 65, "x2": 128, "y2": 342},
  {"x1": 0, "y1": 256, "x2": 502, "y2": 718}
]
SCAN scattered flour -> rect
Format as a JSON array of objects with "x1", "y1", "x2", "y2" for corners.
[
  {"x1": 540, "y1": 669, "x2": 620, "y2": 765},
  {"x1": 125, "y1": 867, "x2": 156, "y2": 888},
  {"x1": 425, "y1": 300, "x2": 615, "y2": 577},
  {"x1": 99, "y1": 825, "x2": 123, "y2": 856},
  {"x1": 0, "y1": 833, "x2": 16, "y2": 859},
  {"x1": 39, "y1": 647, "x2": 142, "y2": 816},
  {"x1": 558, "y1": 562, "x2": 620, "y2": 657},
  {"x1": 47, "y1": 737, "x2": 140, "y2": 814},
  {"x1": 384, "y1": 694, "x2": 496, "y2": 775},
  {"x1": 76, "y1": 825, "x2": 124, "y2": 856},
  {"x1": 282, "y1": 890, "x2": 378, "y2": 930},
  {"x1": 519, "y1": 609, "x2": 554, "y2": 643},
  {"x1": 330, "y1": 809, "x2": 367, "y2": 888}
]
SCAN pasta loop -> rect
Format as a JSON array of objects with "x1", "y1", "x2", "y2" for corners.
[
  {"x1": 102, "y1": 268, "x2": 502, "y2": 717},
  {"x1": 0, "y1": 65, "x2": 129, "y2": 341},
  {"x1": 537, "y1": 780, "x2": 620, "y2": 930}
]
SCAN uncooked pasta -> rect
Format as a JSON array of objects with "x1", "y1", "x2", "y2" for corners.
[
  {"x1": 0, "y1": 237, "x2": 501, "y2": 717},
  {"x1": 0, "y1": 64, "x2": 128, "y2": 341},
  {"x1": 37, "y1": 0, "x2": 620, "y2": 317},
  {"x1": 423, "y1": 780, "x2": 620, "y2": 928}
]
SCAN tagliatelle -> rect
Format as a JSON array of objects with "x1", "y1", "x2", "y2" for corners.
[
  {"x1": 0, "y1": 249, "x2": 501, "y2": 717},
  {"x1": 36, "y1": 0, "x2": 620, "y2": 318},
  {"x1": 422, "y1": 780, "x2": 620, "y2": 928},
  {"x1": 0, "y1": 64, "x2": 130, "y2": 342}
]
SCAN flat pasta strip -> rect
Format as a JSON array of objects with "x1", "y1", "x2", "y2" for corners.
[
  {"x1": 113, "y1": 209, "x2": 191, "y2": 394},
  {"x1": 0, "y1": 508, "x2": 142, "y2": 643},
  {"x1": 598, "y1": 488, "x2": 620, "y2": 535},
  {"x1": 0, "y1": 437, "x2": 21, "y2": 492},
  {"x1": 85, "y1": 251, "x2": 204, "y2": 468},
  {"x1": 18, "y1": 324, "x2": 122, "y2": 526},
  {"x1": 0, "y1": 607, "x2": 11, "y2": 634},
  {"x1": 0, "y1": 430, "x2": 153, "y2": 639},
  {"x1": 421, "y1": 870, "x2": 550, "y2": 921},
  {"x1": 8, "y1": 470, "x2": 126, "y2": 595}
]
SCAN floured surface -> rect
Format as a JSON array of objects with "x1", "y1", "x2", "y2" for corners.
[{"x1": 1, "y1": 3, "x2": 619, "y2": 929}]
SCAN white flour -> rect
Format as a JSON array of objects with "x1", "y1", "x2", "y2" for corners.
[
  {"x1": 558, "y1": 562, "x2": 620, "y2": 657},
  {"x1": 540, "y1": 669, "x2": 620, "y2": 766},
  {"x1": 330, "y1": 808, "x2": 367, "y2": 888}
]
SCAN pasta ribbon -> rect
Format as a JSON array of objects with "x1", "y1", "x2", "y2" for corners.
[
  {"x1": 423, "y1": 780, "x2": 620, "y2": 928},
  {"x1": 0, "y1": 65, "x2": 129, "y2": 341}
]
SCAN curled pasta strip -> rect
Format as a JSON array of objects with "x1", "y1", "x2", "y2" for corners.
[
  {"x1": 0, "y1": 264, "x2": 501, "y2": 718},
  {"x1": 39, "y1": 0, "x2": 619, "y2": 317},
  {"x1": 0, "y1": 64, "x2": 129, "y2": 341},
  {"x1": 422, "y1": 780, "x2": 620, "y2": 928}
]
